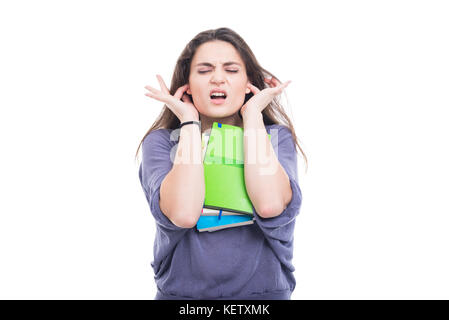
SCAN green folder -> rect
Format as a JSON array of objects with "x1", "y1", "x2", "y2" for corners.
[{"x1": 203, "y1": 122, "x2": 271, "y2": 215}]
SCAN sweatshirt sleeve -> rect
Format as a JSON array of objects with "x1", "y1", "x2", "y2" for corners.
[
  {"x1": 139, "y1": 129, "x2": 187, "y2": 232},
  {"x1": 253, "y1": 125, "x2": 303, "y2": 245}
]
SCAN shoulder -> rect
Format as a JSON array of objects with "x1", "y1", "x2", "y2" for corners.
[
  {"x1": 265, "y1": 123, "x2": 293, "y2": 140},
  {"x1": 265, "y1": 123, "x2": 297, "y2": 153},
  {"x1": 143, "y1": 128, "x2": 175, "y2": 147}
]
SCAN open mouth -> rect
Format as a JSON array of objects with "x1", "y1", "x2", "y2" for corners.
[
  {"x1": 210, "y1": 93, "x2": 227, "y2": 99},
  {"x1": 210, "y1": 92, "x2": 227, "y2": 104}
]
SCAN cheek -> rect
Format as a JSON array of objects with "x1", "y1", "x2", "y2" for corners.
[
  {"x1": 236, "y1": 78, "x2": 249, "y2": 94},
  {"x1": 189, "y1": 81, "x2": 209, "y2": 97},
  {"x1": 233, "y1": 83, "x2": 250, "y2": 99}
]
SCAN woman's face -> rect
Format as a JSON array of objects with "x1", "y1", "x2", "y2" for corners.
[{"x1": 187, "y1": 40, "x2": 250, "y2": 118}]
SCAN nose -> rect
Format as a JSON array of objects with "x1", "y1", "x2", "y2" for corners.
[{"x1": 210, "y1": 69, "x2": 226, "y2": 85}]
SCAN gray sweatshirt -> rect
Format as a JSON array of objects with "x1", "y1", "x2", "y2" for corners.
[{"x1": 138, "y1": 123, "x2": 302, "y2": 300}]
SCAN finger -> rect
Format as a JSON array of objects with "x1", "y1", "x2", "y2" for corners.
[
  {"x1": 264, "y1": 77, "x2": 275, "y2": 88},
  {"x1": 173, "y1": 84, "x2": 189, "y2": 100},
  {"x1": 144, "y1": 85, "x2": 161, "y2": 95},
  {"x1": 271, "y1": 77, "x2": 281, "y2": 87},
  {"x1": 144, "y1": 85, "x2": 167, "y2": 103},
  {"x1": 248, "y1": 82, "x2": 260, "y2": 94},
  {"x1": 281, "y1": 80, "x2": 292, "y2": 89},
  {"x1": 275, "y1": 80, "x2": 292, "y2": 94},
  {"x1": 181, "y1": 92, "x2": 192, "y2": 104},
  {"x1": 273, "y1": 79, "x2": 290, "y2": 90},
  {"x1": 156, "y1": 74, "x2": 170, "y2": 94},
  {"x1": 144, "y1": 92, "x2": 164, "y2": 103}
]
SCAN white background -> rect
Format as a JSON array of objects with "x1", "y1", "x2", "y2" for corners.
[{"x1": 0, "y1": 0, "x2": 448, "y2": 299}]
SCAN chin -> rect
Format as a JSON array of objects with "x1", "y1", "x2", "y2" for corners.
[{"x1": 204, "y1": 108, "x2": 238, "y2": 119}]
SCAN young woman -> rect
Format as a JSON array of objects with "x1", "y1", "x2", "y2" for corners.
[{"x1": 136, "y1": 27, "x2": 307, "y2": 300}]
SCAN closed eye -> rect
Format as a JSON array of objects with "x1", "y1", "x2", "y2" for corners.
[{"x1": 198, "y1": 70, "x2": 239, "y2": 74}]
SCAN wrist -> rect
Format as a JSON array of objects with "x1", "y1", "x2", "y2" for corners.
[
  {"x1": 179, "y1": 120, "x2": 201, "y2": 133},
  {"x1": 241, "y1": 107, "x2": 262, "y2": 121},
  {"x1": 180, "y1": 114, "x2": 200, "y2": 123}
]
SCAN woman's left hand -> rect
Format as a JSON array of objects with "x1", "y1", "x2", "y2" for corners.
[{"x1": 240, "y1": 77, "x2": 292, "y2": 116}]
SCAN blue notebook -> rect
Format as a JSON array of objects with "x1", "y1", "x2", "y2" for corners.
[{"x1": 197, "y1": 215, "x2": 255, "y2": 232}]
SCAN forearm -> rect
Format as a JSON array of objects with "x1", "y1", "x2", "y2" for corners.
[
  {"x1": 160, "y1": 121, "x2": 205, "y2": 228},
  {"x1": 242, "y1": 110, "x2": 292, "y2": 218}
]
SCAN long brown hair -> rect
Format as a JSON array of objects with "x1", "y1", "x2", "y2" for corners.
[{"x1": 135, "y1": 27, "x2": 308, "y2": 171}]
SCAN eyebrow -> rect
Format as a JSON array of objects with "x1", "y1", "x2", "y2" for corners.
[{"x1": 194, "y1": 61, "x2": 242, "y2": 67}]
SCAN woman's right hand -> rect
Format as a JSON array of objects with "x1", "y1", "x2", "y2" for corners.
[{"x1": 144, "y1": 74, "x2": 199, "y2": 122}]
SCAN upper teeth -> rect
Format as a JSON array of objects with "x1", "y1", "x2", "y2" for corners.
[{"x1": 211, "y1": 92, "x2": 226, "y2": 97}]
